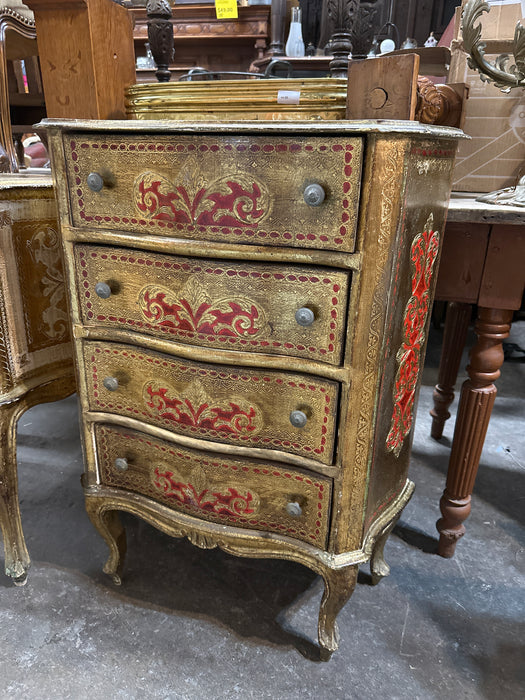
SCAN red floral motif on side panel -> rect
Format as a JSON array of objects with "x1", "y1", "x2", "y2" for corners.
[{"x1": 386, "y1": 214, "x2": 440, "y2": 456}]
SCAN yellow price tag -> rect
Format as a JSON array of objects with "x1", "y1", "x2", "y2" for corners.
[{"x1": 215, "y1": 0, "x2": 238, "y2": 20}]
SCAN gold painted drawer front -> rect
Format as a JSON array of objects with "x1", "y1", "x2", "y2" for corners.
[
  {"x1": 84, "y1": 341, "x2": 339, "y2": 465},
  {"x1": 95, "y1": 423, "x2": 332, "y2": 548},
  {"x1": 76, "y1": 245, "x2": 350, "y2": 366},
  {"x1": 65, "y1": 134, "x2": 362, "y2": 252}
]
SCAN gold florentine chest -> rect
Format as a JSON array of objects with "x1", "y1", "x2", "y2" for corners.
[{"x1": 44, "y1": 119, "x2": 463, "y2": 659}]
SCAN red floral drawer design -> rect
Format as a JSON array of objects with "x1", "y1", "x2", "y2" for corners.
[
  {"x1": 83, "y1": 340, "x2": 339, "y2": 465},
  {"x1": 95, "y1": 423, "x2": 332, "y2": 548},
  {"x1": 64, "y1": 134, "x2": 362, "y2": 253},
  {"x1": 75, "y1": 245, "x2": 350, "y2": 366}
]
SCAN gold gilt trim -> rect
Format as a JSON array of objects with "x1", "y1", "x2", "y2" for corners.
[
  {"x1": 353, "y1": 142, "x2": 401, "y2": 484},
  {"x1": 84, "y1": 477, "x2": 414, "y2": 573}
]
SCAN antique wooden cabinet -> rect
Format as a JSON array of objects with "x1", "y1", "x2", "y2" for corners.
[
  {"x1": 0, "y1": 174, "x2": 75, "y2": 585},
  {"x1": 43, "y1": 118, "x2": 463, "y2": 658}
]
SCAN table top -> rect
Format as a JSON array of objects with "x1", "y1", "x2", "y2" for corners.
[{"x1": 448, "y1": 192, "x2": 525, "y2": 225}]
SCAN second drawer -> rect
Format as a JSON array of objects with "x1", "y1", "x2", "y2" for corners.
[
  {"x1": 83, "y1": 340, "x2": 340, "y2": 465},
  {"x1": 75, "y1": 245, "x2": 350, "y2": 366}
]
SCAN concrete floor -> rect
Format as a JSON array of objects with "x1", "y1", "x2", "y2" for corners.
[{"x1": 1, "y1": 320, "x2": 524, "y2": 699}]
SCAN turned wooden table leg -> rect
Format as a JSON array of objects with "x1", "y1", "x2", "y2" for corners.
[
  {"x1": 0, "y1": 401, "x2": 30, "y2": 585},
  {"x1": 437, "y1": 307, "x2": 513, "y2": 557},
  {"x1": 430, "y1": 302, "x2": 472, "y2": 439}
]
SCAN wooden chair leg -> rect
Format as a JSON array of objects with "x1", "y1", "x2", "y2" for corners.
[
  {"x1": 437, "y1": 307, "x2": 513, "y2": 557},
  {"x1": 430, "y1": 301, "x2": 471, "y2": 439}
]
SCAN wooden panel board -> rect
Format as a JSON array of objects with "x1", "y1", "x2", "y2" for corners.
[{"x1": 346, "y1": 54, "x2": 420, "y2": 121}]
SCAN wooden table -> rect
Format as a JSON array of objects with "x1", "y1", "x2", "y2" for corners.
[{"x1": 432, "y1": 193, "x2": 525, "y2": 557}]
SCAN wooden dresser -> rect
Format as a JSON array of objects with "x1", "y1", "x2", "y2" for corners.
[{"x1": 43, "y1": 119, "x2": 463, "y2": 659}]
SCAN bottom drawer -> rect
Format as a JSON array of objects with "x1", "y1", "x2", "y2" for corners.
[{"x1": 94, "y1": 424, "x2": 332, "y2": 548}]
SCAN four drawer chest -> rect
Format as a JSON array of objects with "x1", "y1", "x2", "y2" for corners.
[{"x1": 44, "y1": 118, "x2": 463, "y2": 658}]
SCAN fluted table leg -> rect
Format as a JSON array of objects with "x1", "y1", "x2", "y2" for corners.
[
  {"x1": 430, "y1": 302, "x2": 472, "y2": 439},
  {"x1": 437, "y1": 307, "x2": 513, "y2": 557}
]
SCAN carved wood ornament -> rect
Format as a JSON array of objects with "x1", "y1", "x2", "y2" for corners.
[{"x1": 146, "y1": 0, "x2": 174, "y2": 82}]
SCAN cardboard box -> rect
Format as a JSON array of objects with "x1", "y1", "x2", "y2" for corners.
[{"x1": 451, "y1": 1, "x2": 525, "y2": 192}]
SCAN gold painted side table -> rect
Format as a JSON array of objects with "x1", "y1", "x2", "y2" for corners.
[
  {"x1": 44, "y1": 119, "x2": 465, "y2": 658},
  {"x1": 0, "y1": 174, "x2": 75, "y2": 585}
]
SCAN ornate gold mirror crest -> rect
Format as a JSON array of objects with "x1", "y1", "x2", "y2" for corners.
[
  {"x1": 462, "y1": 0, "x2": 525, "y2": 205},
  {"x1": 463, "y1": 0, "x2": 525, "y2": 91}
]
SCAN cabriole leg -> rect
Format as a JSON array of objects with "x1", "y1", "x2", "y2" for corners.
[
  {"x1": 85, "y1": 498, "x2": 127, "y2": 585},
  {"x1": 0, "y1": 375, "x2": 74, "y2": 584},
  {"x1": 370, "y1": 514, "x2": 401, "y2": 586},
  {"x1": 318, "y1": 564, "x2": 358, "y2": 661},
  {"x1": 0, "y1": 402, "x2": 30, "y2": 585}
]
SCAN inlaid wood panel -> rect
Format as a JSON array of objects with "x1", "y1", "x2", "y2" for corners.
[
  {"x1": 74, "y1": 245, "x2": 350, "y2": 366},
  {"x1": 64, "y1": 134, "x2": 363, "y2": 253},
  {"x1": 83, "y1": 340, "x2": 340, "y2": 465},
  {"x1": 95, "y1": 423, "x2": 332, "y2": 548}
]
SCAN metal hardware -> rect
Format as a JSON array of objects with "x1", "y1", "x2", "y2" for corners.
[
  {"x1": 87, "y1": 172, "x2": 104, "y2": 192},
  {"x1": 103, "y1": 376, "x2": 119, "y2": 392},
  {"x1": 295, "y1": 307, "x2": 315, "y2": 327},
  {"x1": 286, "y1": 501, "x2": 302, "y2": 517},
  {"x1": 303, "y1": 183, "x2": 326, "y2": 207},
  {"x1": 290, "y1": 410, "x2": 307, "y2": 428},
  {"x1": 114, "y1": 458, "x2": 128, "y2": 472},
  {"x1": 94, "y1": 282, "x2": 112, "y2": 299},
  {"x1": 178, "y1": 60, "x2": 293, "y2": 82}
]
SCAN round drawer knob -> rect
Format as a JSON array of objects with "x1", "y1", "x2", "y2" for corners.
[
  {"x1": 103, "y1": 376, "x2": 119, "y2": 392},
  {"x1": 87, "y1": 172, "x2": 105, "y2": 192},
  {"x1": 295, "y1": 307, "x2": 315, "y2": 327},
  {"x1": 303, "y1": 183, "x2": 326, "y2": 207},
  {"x1": 114, "y1": 458, "x2": 128, "y2": 472},
  {"x1": 290, "y1": 410, "x2": 308, "y2": 428},
  {"x1": 94, "y1": 282, "x2": 112, "y2": 299},
  {"x1": 286, "y1": 501, "x2": 303, "y2": 517}
]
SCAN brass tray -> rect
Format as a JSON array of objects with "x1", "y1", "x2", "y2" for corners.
[{"x1": 125, "y1": 78, "x2": 347, "y2": 121}]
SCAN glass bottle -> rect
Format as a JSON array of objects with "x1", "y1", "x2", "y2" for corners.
[{"x1": 285, "y1": 7, "x2": 305, "y2": 58}]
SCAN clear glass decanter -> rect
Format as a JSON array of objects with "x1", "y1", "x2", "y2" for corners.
[{"x1": 285, "y1": 7, "x2": 305, "y2": 58}]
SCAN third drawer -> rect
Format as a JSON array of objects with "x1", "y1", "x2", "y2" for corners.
[{"x1": 83, "y1": 340, "x2": 340, "y2": 466}]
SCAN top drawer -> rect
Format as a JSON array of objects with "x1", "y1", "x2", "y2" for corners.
[{"x1": 63, "y1": 134, "x2": 362, "y2": 253}]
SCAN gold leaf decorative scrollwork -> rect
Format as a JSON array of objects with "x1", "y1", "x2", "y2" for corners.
[
  {"x1": 134, "y1": 165, "x2": 270, "y2": 227},
  {"x1": 143, "y1": 378, "x2": 264, "y2": 437},
  {"x1": 152, "y1": 464, "x2": 261, "y2": 518},
  {"x1": 28, "y1": 227, "x2": 68, "y2": 340},
  {"x1": 138, "y1": 277, "x2": 268, "y2": 338}
]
